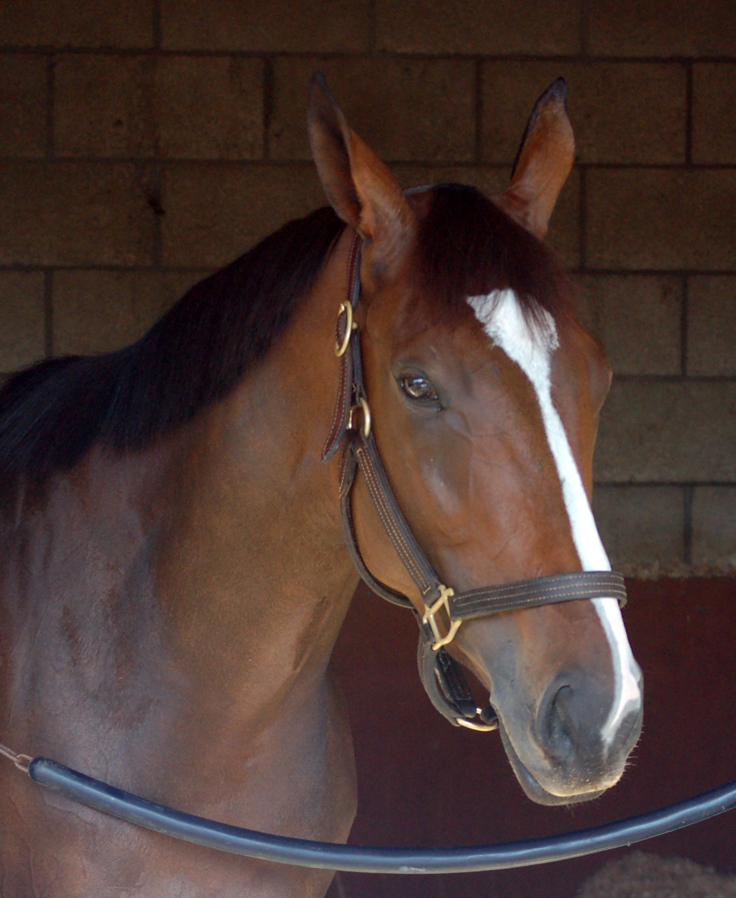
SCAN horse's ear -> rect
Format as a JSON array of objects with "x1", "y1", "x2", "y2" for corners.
[
  {"x1": 307, "y1": 73, "x2": 415, "y2": 262},
  {"x1": 493, "y1": 78, "x2": 575, "y2": 240}
]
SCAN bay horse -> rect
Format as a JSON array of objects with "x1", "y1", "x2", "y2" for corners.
[{"x1": 0, "y1": 77, "x2": 642, "y2": 897}]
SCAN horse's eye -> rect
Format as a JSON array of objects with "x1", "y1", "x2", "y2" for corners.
[{"x1": 400, "y1": 373, "x2": 439, "y2": 402}]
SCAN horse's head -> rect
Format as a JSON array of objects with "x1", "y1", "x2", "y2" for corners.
[{"x1": 308, "y1": 76, "x2": 642, "y2": 805}]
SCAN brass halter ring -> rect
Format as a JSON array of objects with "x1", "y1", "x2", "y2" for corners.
[
  {"x1": 335, "y1": 302, "x2": 357, "y2": 357},
  {"x1": 456, "y1": 715, "x2": 499, "y2": 733},
  {"x1": 348, "y1": 396, "x2": 371, "y2": 439}
]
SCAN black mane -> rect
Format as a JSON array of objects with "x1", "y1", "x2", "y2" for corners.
[
  {"x1": 0, "y1": 206, "x2": 345, "y2": 478},
  {"x1": 0, "y1": 185, "x2": 571, "y2": 479}
]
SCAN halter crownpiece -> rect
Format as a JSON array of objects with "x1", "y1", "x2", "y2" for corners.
[{"x1": 325, "y1": 234, "x2": 627, "y2": 733}]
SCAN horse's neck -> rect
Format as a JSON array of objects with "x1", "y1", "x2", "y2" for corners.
[
  {"x1": 147, "y1": 231, "x2": 358, "y2": 720},
  {"x1": 3, "y1": 230, "x2": 357, "y2": 768}
]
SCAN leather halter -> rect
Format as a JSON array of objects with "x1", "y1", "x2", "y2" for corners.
[{"x1": 323, "y1": 235, "x2": 627, "y2": 732}]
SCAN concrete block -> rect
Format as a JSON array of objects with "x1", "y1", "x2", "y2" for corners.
[
  {"x1": 161, "y1": 163, "x2": 325, "y2": 268},
  {"x1": 391, "y1": 164, "x2": 580, "y2": 270},
  {"x1": 55, "y1": 55, "x2": 156, "y2": 157},
  {"x1": 576, "y1": 275, "x2": 682, "y2": 376},
  {"x1": 0, "y1": 162, "x2": 156, "y2": 266},
  {"x1": 156, "y1": 57, "x2": 264, "y2": 160},
  {"x1": 588, "y1": 0, "x2": 736, "y2": 56},
  {"x1": 592, "y1": 484, "x2": 685, "y2": 570},
  {"x1": 692, "y1": 487, "x2": 736, "y2": 571},
  {"x1": 375, "y1": 0, "x2": 582, "y2": 55},
  {"x1": 55, "y1": 55, "x2": 264, "y2": 160},
  {"x1": 0, "y1": 271, "x2": 45, "y2": 372},
  {"x1": 586, "y1": 170, "x2": 736, "y2": 271},
  {"x1": 52, "y1": 270, "x2": 204, "y2": 355},
  {"x1": 687, "y1": 276, "x2": 736, "y2": 376},
  {"x1": 595, "y1": 381, "x2": 736, "y2": 483},
  {"x1": 481, "y1": 61, "x2": 686, "y2": 165},
  {"x1": 0, "y1": 55, "x2": 48, "y2": 157},
  {"x1": 0, "y1": 0, "x2": 153, "y2": 48},
  {"x1": 269, "y1": 57, "x2": 476, "y2": 164},
  {"x1": 693, "y1": 64, "x2": 736, "y2": 164},
  {"x1": 161, "y1": 0, "x2": 370, "y2": 51}
]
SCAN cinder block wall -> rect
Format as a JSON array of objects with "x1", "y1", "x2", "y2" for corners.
[{"x1": 1, "y1": 0, "x2": 735, "y2": 576}]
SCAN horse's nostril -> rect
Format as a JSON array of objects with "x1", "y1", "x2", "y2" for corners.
[
  {"x1": 540, "y1": 683, "x2": 576, "y2": 762},
  {"x1": 538, "y1": 675, "x2": 643, "y2": 770}
]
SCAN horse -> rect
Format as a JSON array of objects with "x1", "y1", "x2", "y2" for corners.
[{"x1": 0, "y1": 75, "x2": 642, "y2": 897}]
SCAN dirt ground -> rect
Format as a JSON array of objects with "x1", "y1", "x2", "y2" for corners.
[{"x1": 577, "y1": 852, "x2": 736, "y2": 898}]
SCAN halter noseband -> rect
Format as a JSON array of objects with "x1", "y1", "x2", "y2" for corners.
[{"x1": 323, "y1": 236, "x2": 627, "y2": 733}]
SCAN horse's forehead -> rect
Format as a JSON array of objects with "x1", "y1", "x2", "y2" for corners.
[{"x1": 466, "y1": 290, "x2": 559, "y2": 378}]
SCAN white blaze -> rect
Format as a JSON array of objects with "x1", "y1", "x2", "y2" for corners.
[{"x1": 467, "y1": 289, "x2": 641, "y2": 744}]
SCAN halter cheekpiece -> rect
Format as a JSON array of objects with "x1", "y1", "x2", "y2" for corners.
[{"x1": 323, "y1": 234, "x2": 627, "y2": 732}]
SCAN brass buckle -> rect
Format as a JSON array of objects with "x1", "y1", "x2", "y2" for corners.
[
  {"x1": 423, "y1": 584, "x2": 461, "y2": 651},
  {"x1": 348, "y1": 396, "x2": 371, "y2": 439},
  {"x1": 335, "y1": 302, "x2": 357, "y2": 357}
]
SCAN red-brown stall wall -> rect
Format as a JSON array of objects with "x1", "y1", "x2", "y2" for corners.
[{"x1": 329, "y1": 578, "x2": 736, "y2": 898}]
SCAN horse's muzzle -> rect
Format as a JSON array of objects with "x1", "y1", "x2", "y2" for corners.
[{"x1": 498, "y1": 671, "x2": 644, "y2": 806}]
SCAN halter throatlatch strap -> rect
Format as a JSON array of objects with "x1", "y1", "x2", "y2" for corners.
[
  {"x1": 326, "y1": 235, "x2": 628, "y2": 732},
  {"x1": 322, "y1": 236, "x2": 362, "y2": 462}
]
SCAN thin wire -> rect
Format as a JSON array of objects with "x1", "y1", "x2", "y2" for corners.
[{"x1": 0, "y1": 741, "x2": 32, "y2": 774}]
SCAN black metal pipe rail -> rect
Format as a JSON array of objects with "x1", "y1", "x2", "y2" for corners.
[{"x1": 29, "y1": 757, "x2": 736, "y2": 875}]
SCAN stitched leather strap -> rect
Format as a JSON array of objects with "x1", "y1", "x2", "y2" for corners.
[
  {"x1": 352, "y1": 436, "x2": 438, "y2": 600},
  {"x1": 322, "y1": 237, "x2": 362, "y2": 461},
  {"x1": 449, "y1": 571, "x2": 626, "y2": 619},
  {"x1": 340, "y1": 441, "x2": 413, "y2": 609}
]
